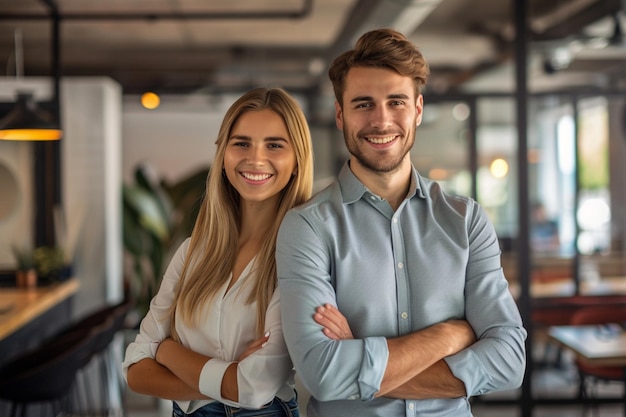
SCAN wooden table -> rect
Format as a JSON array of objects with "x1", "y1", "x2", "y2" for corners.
[
  {"x1": 509, "y1": 276, "x2": 626, "y2": 299},
  {"x1": 549, "y1": 324, "x2": 626, "y2": 414},
  {"x1": 0, "y1": 278, "x2": 79, "y2": 366}
]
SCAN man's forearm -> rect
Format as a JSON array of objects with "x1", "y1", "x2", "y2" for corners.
[
  {"x1": 376, "y1": 320, "x2": 474, "y2": 397},
  {"x1": 382, "y1": 359, "x2": 466, "y2": 399}
]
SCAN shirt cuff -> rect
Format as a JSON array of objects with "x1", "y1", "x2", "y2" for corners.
[
  {"x1": 444, "y1": 349, "x2": 490, "y2": 396},
  {"x1": 198, "y1": 358, "x2": 233, "y2": 401},
  {"x1": 358, "y1": 337, "x2": 388, "y2": 400}
]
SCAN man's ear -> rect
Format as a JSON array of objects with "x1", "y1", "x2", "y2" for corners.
[
  {"x1": 415, "y1": 94, "x2": 424, "y2": 127},
  {"x1": 335, "y1": 101, "x2": 344, "y2": 130}
]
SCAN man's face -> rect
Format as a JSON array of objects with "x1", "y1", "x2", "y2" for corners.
[{"x1": 335, "y1": 66, "x2": 423, "y2": 175}]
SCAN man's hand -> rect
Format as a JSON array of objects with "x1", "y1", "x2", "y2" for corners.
[{"x1": 313, "y1": 304, "x2": 354, "y2": 340}]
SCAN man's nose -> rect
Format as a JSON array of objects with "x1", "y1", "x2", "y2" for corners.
[{"x1": 370, "y1": 106, "x2": 392, "y2": 129}]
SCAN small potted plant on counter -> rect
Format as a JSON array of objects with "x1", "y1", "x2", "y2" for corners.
[
  {"x1": 12, "y1": 245, "x2": 38, "y2": 288},
  {"x1": 33, "y1": 246, "x2": 71, "y2": 284}
]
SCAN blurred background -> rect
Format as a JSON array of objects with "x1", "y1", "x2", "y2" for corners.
[{"x1": 0, "y1": 1, "x2": 625, "y2": 416}]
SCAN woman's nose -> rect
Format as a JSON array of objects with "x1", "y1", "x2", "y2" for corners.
[{"x1": 247, "y1": 145, "x2": 266, "y2": 163}]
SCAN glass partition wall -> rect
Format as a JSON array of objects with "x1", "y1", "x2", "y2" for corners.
[
  {"x1": 416, "y1": 92, "x2": 626, "y2": 410},
  {"x1": 420, "y1": 94, "x2": 624, "y2": 285}
]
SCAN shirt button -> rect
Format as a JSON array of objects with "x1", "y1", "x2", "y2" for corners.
[
  {"x1": 393, "y1": 217, "x2": 398, "y2": 223},
  {"x1": 398, "y1": 262, "x2": 404, "y2": 269},
  {"x1": 408, "y1": 403, "x2": 415, "y2": 410},
  {"x1": 370, "y1": 195, "x2": 376, "y2": 201},
  {"x1": 401, "y1": 312, "x2": 408, "y2": 319}
]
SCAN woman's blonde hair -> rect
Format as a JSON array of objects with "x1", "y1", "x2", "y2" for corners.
[{"x1": 171, "y1": 87, "x2": 313, "y2": 335}]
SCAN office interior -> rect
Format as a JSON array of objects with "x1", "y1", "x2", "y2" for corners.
[{"x1": 0, "y1": 0, "x2": 625, "y2": 416}]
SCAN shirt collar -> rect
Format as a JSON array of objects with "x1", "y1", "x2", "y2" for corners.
[{"x1": 337, "y1": 161, "x2": 426, "y2": 205}]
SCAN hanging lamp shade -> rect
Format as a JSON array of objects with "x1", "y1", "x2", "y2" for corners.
[{"x1": 0, "y1": 92, "x2": 62, "y2": 141}]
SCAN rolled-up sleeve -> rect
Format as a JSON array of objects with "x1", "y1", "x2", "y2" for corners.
[
  {"x1": 277, "y1": 210, "x2": 388, "y2": 402},
  {"x1": 197, "y1": 289, "x2": 296, "y2": 409},
  {"x1": 444, "y1": 203, "x2": 527, "y2": 396},
  {"x1": 122, "y1": 239, "x2": 189, "y2": 379}
]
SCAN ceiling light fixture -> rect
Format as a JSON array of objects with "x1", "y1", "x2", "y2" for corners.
[
  {"x1": 0, "y1": 29, "x2": 62, "y2": 141},
  {"x1": 141, "y1": 92, "x2": 161, "y2": 110},
  {"x1": 0, "y1": 92, "x2": 62, "y2": 140}
]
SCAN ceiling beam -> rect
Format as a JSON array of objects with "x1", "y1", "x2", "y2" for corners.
[{"x1": 0, "y1": 0, "x2": 313, "y2": 21}]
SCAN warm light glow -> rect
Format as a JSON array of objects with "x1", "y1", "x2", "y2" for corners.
[
  {"x1": 452, "y1": 103, "x2": 470, "y2": 121},
  {"x1": 0, "y1": 128, "x2": 62, "y2": 140},
  {"x1": 428, "y1": 168, "x2": 449, "y2": 180},
  {"x1": 490, "y1": 158, "x2": 509, "y2": 178},
  {"x1": 527, "y1": 148, "x2": 540, "y2": 164},
  {"x1": 141, "y1": 92, "x2": 160, "y2": 110}
]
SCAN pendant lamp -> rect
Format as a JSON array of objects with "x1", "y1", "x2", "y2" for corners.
[{"x1": 0, "y1": 92, "x2": 62, "y2": 141}]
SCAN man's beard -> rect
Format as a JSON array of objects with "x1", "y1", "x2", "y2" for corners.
[{"x1": 345, "y1": 129, "x2": 414, "y2": 174}]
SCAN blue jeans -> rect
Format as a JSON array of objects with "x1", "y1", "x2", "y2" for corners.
[{"x1": 172, "y1": 394, "x2": 299, "y2": 417}]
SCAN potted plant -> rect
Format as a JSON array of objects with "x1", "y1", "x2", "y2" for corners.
[
  {"x1": 123, "y1": 164, "x2": 208, "y2": 319},
  {"x1": 12, "y1": 245, "x2": 38, "y2": 288},
  {"x1": 32, "y1": 246, "x2": 70, "y2": 283}
]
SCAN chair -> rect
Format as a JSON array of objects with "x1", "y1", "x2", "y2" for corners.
[
  {"x1": 0, "y1": 299, "x2": 133, "y2": 417},
  {"x1": 0, "y1": 321, "x2": 101, "y2": 417},
  {"x1": 569, "y1": 306, "x2": 626, "y2": 406},
  {"x1": 56, "y1": 298, "x2": 133, "y2": 416}
]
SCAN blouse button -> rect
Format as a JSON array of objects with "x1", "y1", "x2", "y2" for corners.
[{"x1": 401, "y1": 312, "x2": 408, "y2": 319}]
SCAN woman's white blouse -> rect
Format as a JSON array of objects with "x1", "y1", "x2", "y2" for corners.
[{"x1": 122, "y1": 238, "x2": 295, "y2": 413}]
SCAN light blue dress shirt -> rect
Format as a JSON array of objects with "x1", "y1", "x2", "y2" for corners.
[{"x1": 276, "y1": 162, "x2": 527, "y2": 417}]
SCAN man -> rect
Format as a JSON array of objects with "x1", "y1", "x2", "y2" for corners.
[{"x1": 276, "y1": 28, "x2": 526, "y2": 416}]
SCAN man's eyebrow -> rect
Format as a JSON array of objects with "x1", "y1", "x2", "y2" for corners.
[
  {"x1": 388, "y1": 93, "x2": 410, "y2": 100},
  {"x1": 349, "y1": 94, "x2": 410, "y2": 103},
  {"x1": 350, "y1": 96, "x2": 373, "y2": 103}
]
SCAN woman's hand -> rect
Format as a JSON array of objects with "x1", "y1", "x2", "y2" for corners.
[
  {"x1": 238, "y1": 331, "x2": 270, "y2": 361},
  {"x1": 155, "y1": 337, "x2": 175, "y2": 365},
  {"x1": 313, "y1": 304, "x2": 354, "y2": 340}
]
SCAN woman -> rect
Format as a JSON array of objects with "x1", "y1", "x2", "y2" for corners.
[{"x1": 123, "y1": 87, "x2": 313, "y2": 416}]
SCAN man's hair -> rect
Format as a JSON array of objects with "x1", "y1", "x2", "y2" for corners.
[{"x1": 328, "y1": 28, "x2": 430, "y2": 105}]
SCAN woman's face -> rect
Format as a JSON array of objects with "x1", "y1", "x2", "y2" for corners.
[{"x1": 223, "y1": 109, "x2": 297, "y2": 207}]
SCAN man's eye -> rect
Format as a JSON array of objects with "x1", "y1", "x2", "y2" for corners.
[{"x1": 355, "y1": 103, "x2": 371, "y2": 109}]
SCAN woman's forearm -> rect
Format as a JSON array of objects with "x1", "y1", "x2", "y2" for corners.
[{"x1": 127, "y1": 358, "x2": 207, "y2": 400}]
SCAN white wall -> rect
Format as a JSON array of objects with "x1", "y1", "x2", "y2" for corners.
[
  {"x1": 0, "y1": 77, "x2": 124, "y2": 318},
  {"x1": 122, "y1": 94, "x2": 238, "y2": 184},
  {"x1": 62, "y1": 77, "x2": 123, "y2": 313},
  {"x1": 0, "y1": 78, "x2": 52, "y2": 269},
  {"x1": 121, "y1": 93, "x2": 341, "y2": 189}
]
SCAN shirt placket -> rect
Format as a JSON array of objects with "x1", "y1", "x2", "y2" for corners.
[{"x1": 391, "y1": 209, "x2": 416, "y2": 417}]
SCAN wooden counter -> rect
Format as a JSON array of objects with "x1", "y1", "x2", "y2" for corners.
[
  {"x1": 0, "y1": 279, "x2": 79, "y2": 367},
  {"x1": 0, "y1": 278, "x2": 79, "y2": 341}
]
